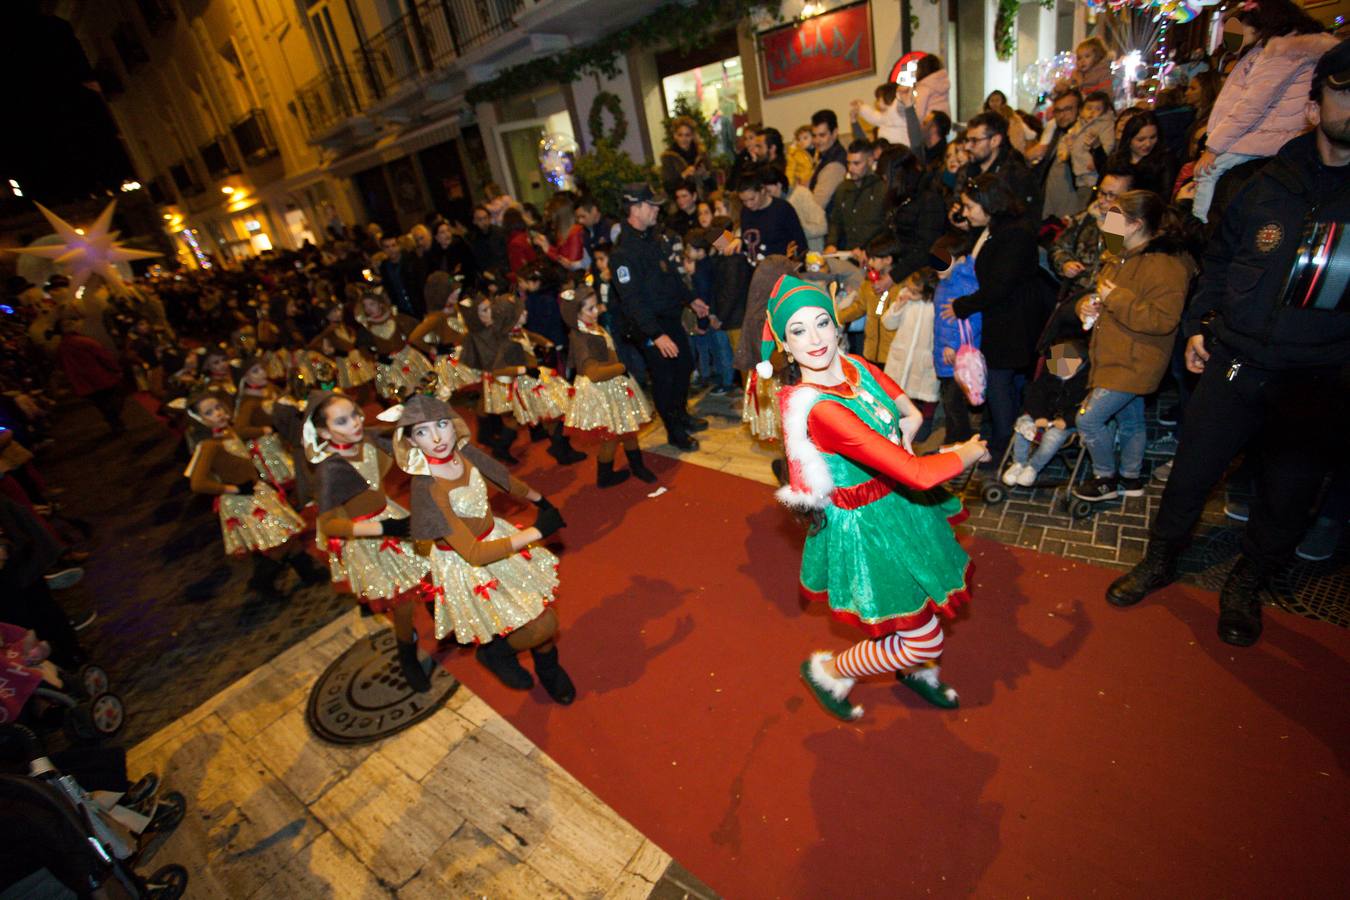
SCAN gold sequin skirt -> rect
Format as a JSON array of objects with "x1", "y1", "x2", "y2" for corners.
[
  {"x1": 375, "y1": 347, "x2": 434, "y2": 399},
  {"x1": 265, "y1": 350, "x2": 289, "y2": 381},
  {"x1": 742, "y1": 371, "x2": 781, "y2": 442},
  {"x1": 248, "y1": 433, "x2": 295, "y2": 486},
  {"x1": 564, "y1": 375, "x2": 652, "y2": 438},
  {"x1": 217, "y1": 484, "x2": 303, "y2": 556},
  {"x1": 510, "y1": 370, "x2": 571, "y2": 425},
  {"x1": 434, "y1": 353, "x2": 481, "y2": 398},
  {"x1": 325, "y1": 522, "x2": 431, "y2": 607},
  {"x1": 427, "y1": 519, "x2": 559, "y2": 643},
  {"x1": 337, "y1": 350, "x2": 376, "y2": 388}
]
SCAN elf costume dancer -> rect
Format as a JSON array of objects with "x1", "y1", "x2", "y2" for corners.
[
  {"x1": 761, "y1": 276, "x2": 989, "y2": 720},
  {"x1": 559, "y1": 285, "x2": 656, "y2": 487},
  {"x1": 353, "y1": 288, "x2": 432, "y2": 400},
  {"x1": 304, "y1": 391, "x2": 435, "y2": 690},
  {"x1": 390, "y1": 395, "x2": 576, "y2": 704},
  {"x1": 485, "y1": 296, "x2": 585, "y2": 466},
  {"x1": 408, "y1": 272, "x2": 480, "y2": 397},
  {"x1": 183, "y1": 389, "x2": 329, "y2": 601}
]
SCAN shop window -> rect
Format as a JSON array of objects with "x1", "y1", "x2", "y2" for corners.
[{"x1": 656, "y1": 30, "x2": 747, "y2": 160}]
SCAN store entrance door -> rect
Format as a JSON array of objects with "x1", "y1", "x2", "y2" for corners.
[{"x1": 497, "y1": 122, "x2": 549, "y2": 208}]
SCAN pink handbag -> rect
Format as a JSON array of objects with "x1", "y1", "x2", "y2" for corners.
[{"x1": 953, "y1": 319, "x2": 986, "y2": 406}]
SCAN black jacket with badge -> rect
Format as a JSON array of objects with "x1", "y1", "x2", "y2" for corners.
[
  {"x1": 1186, "y1": 131, "x2": 1350, "y2": 370},
  {"x1": 610, "y1": 221, "x2": 693, "y2": 342}
]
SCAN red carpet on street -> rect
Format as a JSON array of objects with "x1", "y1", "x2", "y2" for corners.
[{"x1": 419, "y1": 435, "x2": 1348, "y2": 898}]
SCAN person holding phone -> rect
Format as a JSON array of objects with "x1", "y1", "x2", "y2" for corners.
[{"x1": 1071, "y1": 191, "x2": 1194, "y2": 504}]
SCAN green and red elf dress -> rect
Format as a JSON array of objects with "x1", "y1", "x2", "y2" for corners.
[{"x1": 777, "y1": 355, "x2": 971, "y2": 637}]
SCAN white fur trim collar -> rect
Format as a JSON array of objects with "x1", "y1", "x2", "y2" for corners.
[{"x1": 776, "y1": 385, "x2": 834, "y2": 510}]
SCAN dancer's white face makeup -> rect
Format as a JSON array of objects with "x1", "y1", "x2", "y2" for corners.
[
  {"x1": 579, "y1": 295, "x2": 601, "y2": 326},
  {"x1": 783, "y1": 306, "x2": 839, "y2": 371},
  {"x1": 408, "y1": 418, "x2": 456, "y2": 460},
  {"x1": 317, "y1": 397, "x2": 364, "y2": 446},
  {"x1": 195, "y1": 397, "x2": 231, "y2": 431}
]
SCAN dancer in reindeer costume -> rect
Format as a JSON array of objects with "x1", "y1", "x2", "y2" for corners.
[{"x1": 763, "y1": 275, "x2": 989, "y2": 720}]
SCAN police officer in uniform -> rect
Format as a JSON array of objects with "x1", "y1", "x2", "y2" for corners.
[
  {"x1": 1107, "y1": 42, "x2": 1350, "y2": 647},
  {"x1": 609, "y1": 183, "x2": 709, "y2": 451}
]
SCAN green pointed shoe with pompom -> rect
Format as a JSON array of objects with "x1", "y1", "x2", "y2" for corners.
[
  {"x1": 898, "y1": 667, "x2": 960, "y2": 709},
  {"x1": 800, "y1": 653, "x2": 863, "y2": 721}
]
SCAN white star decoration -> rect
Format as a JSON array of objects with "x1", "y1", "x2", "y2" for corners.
[{"x1": 13, "y1": 200, "x2": 159, "y2": 292}]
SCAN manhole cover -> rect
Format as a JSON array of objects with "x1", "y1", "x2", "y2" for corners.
[{"x1": 306, "y1": 629, "x2": 458, "y2": 745}]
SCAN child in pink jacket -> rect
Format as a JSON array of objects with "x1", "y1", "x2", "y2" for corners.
[{"x1": 1192, "y1": 6, "x2": 1335, "y2": 222}]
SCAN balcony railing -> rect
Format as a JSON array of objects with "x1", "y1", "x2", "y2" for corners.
[
  {"x1": 199, "y1": 138, "x2": 235, "y2": 181},
  {"x1": 295, "y1": 64, "x2": 371, "y2": 139},
  {"x1": 441, "y1": 0, "x2": 522, "y2": 55},
  {"x1": 231, "y1": 108, "x2": 280, "y2": 164},
  {"x1": 170, "y1": 162, "x2": 203, "y2": 197},
  {"x1": 356, "y1": 0, "x2": 500, "y2": 100},
  {"x1": 296, "y1": 0, "x2": 525, "y2": 141}
]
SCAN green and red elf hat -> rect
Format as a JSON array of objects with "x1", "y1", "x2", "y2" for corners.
[{"x1": 756, "y1": 274, "x2": 839, "y2": 380}]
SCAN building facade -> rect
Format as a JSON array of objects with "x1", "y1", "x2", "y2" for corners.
[{"x1": 67, "y1": 0, "x2": 1229, "y2": 267}]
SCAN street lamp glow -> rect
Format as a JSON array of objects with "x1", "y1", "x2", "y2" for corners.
[
  {"x1": 7, "y1": 178, "x2": 21, "y2": 197},
  {"x1": 120, "y1": 180, "x2": 142, "y2": 192},
  {"x1": 221, "y1": 186, "x2": 235, "y2": 194}
]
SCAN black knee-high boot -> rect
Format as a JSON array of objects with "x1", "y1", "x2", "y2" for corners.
[
  {"x1": 247, "y1": 554, "x2": 286, "y2": 598},
  {"x1": 288, "y1": 550, "x2": 331, "y2": 586},
  {"x1": 476, "y1": 414, "x2": 500, "y2": 446},
  {"x1": 531, "y1": 646, "x2": 576, "y2": 705},
  {"x1": 547, "y1": 421, "x2": 586, "y2": 465},
  {"x1": 475, "y1": 638, "x2": 533, "y2": 689},
  {"x1": 490, "y1": 419, "x2": 520, "y2": 464},
  {"x1": 396, "y1": 640, "x2": 432, "y2": 693},
  {"x1": 623, "y1": 445, "x2": 657, "y2": 483}
]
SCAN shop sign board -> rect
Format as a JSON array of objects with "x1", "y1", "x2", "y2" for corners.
[{"x1": 758, "y1": 1, "x2": 875, "y2": 98}]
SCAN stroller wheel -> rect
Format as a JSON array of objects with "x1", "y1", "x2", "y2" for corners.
[
  {"x1": 1070, "y1": 499, "x2": 1095, "y2": 520},
  {"x1": 63, "y1": 705, "x2": 99, "y2": 743},
  {"x1": 90, "y1": 693, "x2": 126, "y2": 736},
  {"x1": 79, "y1": 664, "x2": 110, "y2": 698},
  {"x1": 147, "y1": 791, "x2": 186, "y2": 834},
  {"x1": 144, "y1": 864, "x2": 189, "y2": 900},
  {"x1": 982, "y1": 483, "x2": 1006, "y2": 505}
]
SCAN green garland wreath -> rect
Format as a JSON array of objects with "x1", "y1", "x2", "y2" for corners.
[
  {"x1": 996, "y1": 0, "x2": 1056, "y2": 62},
  {"x1": 587, "y1": 91, "x2": 628, "y2": 147}
]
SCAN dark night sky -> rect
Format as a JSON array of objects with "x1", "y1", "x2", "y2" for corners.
[{"x1": 0, "y1": 4, "x2": 134, "y2": 206}]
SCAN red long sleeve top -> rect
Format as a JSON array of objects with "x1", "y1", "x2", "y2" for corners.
[{"x1": 805, "y1": 358, "x2": 964, "y2": 492}]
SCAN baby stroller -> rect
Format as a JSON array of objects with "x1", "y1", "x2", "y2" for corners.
[
  {"x1": 0, "y1": 724, "x2": 187, "y2": 899},
  {"x1": 27, "y1": 660, "x2": 127, "y2": 745},
  {"x1": 981, "y1": 428, "x2": 1100, "y2": 520}
]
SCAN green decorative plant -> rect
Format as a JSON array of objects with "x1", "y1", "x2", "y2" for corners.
[
  {"x1": 995, "y1": 0, "x2": 1057, "y2": 62},
  {"x1": 466, "y1": 0, "x2": 776, "y2": 105},
  {"x1": 587, "y1": 91, "x2": 628, "y2": 147},
  {"x1": 573, "y1": 141, "x2": 656, "y2": 219}
]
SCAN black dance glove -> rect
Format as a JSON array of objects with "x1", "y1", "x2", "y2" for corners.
[
  {"x1": 534, "y1": 506, "x2": 566, "y2": 539},
  {"x1": 234, "y1": 481, "x2": 255, "y2": 495},
  {"x1": 524, "y1": 365, "x2": 541, "y2": 378},
  {"x1": 381, "y1": 517, "x2": 412, "y2": 538}
]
